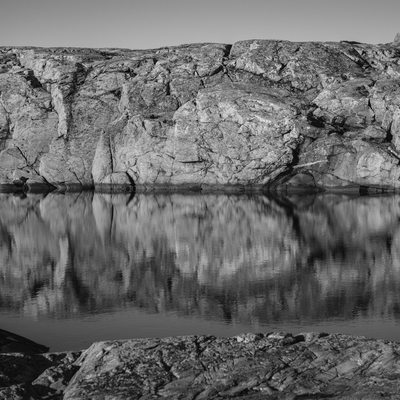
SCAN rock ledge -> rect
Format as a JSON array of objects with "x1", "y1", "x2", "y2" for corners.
[{"x1": 2, "y1": 332, "x2": 400, "y2": 399}]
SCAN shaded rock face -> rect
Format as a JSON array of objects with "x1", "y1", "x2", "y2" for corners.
[
  {"x1": 0, "y1": 350, "x2": 81, "y2": 399},
  {"x1": 1, "y1": 39, "x2": 400, "y2": 190},
  {"x1": 0, "y1": 329, "x2": 48, "y2": 354}
]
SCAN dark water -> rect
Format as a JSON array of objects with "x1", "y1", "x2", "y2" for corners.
[{"x1": 1, "y1": 191, "x2": 400, "y2": 351}]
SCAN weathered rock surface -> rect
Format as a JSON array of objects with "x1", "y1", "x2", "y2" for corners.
[
  {"x1": 2, "y1": 38, "x2": 400, "y2": 190},
  {"x1": 3, "y1": 332, "x2": 400, "y2": 399}
]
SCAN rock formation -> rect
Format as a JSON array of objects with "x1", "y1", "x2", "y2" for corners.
[
  {"x1": 3, "y1": 332, "x2": 400, "y2": 399},
  {"x1": 1, "y1": 39, "x2": 400, "y2": 191}
]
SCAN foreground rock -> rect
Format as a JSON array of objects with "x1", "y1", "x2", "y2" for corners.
[
  {"x1": 3, "y1": 332, "x2": 400, "y2": 399},
  {"x1": 0, "y1": 351, "x2": 80, "y2": 399},
  {"x1": 0, "y1": 329, "x2": 48, "y2": 354},
  {"x1": 2, "y1": 36, "x2": 400, "y2": 191}
]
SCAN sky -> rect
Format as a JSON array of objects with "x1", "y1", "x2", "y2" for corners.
[{"x1": 0, "y1": 0, "x2": 399, "y2": 49}]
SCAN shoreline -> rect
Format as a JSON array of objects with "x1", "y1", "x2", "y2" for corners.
[
  {"x1": 2, "y1": 331, "x2": 400, "y2": 399},
  {"x1": 0, "y1": 182, "x2": 399, "y2": 196}
]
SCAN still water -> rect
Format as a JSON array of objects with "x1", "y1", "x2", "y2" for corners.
[{"x1": 1, "y1": 191, "x2": 400, "y2": 351}]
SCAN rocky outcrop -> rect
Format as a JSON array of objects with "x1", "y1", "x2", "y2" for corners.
[
  {"x1": 1, "y1": 38, "x2": 400, "y2": 191},
  {"x1": 3, "y1": 332, "x2": 400, "y2": 399}
]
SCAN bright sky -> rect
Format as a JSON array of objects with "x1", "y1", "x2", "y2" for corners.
[{"x1": 1, "y1": 0, "x2": 399, "y2": 49}]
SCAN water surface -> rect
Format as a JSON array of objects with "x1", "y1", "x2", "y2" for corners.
[{"x1": 1, "y1": 191, "x2": 400, "y2": 351}]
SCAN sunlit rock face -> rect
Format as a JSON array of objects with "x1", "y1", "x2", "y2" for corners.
[
  {"x1": 1, "y1": 192, "x2": 400, "y2": 325},
  {"x1": 1, "y1": 39, "x2": 400, "y2": 189}
]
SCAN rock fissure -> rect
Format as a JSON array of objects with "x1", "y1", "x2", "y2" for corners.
[
  {"x1": 340, "y1": 48, "x2": 373, "y2": 71},
  {"x1": 15, "y1": 146, "x2": 39, "y2": 172}
]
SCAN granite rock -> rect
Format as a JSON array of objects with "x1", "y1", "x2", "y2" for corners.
[
  {"x1": 3, "y1": 332, "x2": 400, "y2": 399},
  {"x1": 7, "y1": 332, "x2": 397, "y2": 400},
  {"x1": 1, "y1": 39, "x2": 400, "y2": 190}
]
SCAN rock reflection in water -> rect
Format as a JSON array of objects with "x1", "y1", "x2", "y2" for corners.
[{"x1": 1, "y1": 192, "x2": 400, "y2": 329}]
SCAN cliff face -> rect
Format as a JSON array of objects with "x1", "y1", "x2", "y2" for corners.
[{"x1": 1, "y1": 39, "x2": 400, "y2": 190}]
